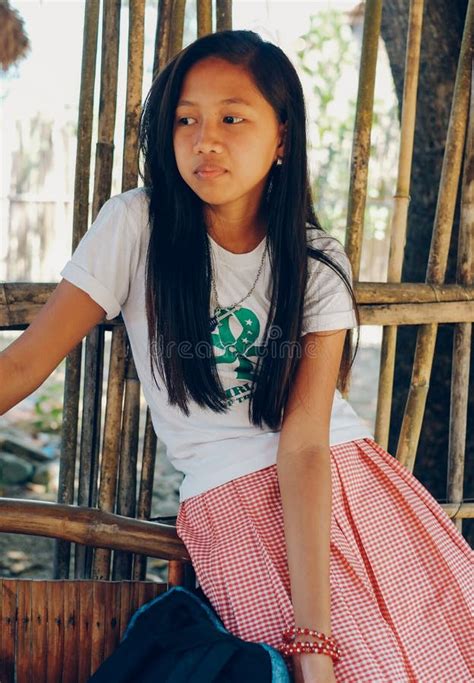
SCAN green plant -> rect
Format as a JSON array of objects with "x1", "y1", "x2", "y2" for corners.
[
  {"x1": 297, "y1": 9, "x2": 399, "y2": 245},
  {"x1": 32, "y1": 381, "x2": 63, "y2": 433}
]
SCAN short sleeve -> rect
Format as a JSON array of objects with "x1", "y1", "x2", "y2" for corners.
[
  {"x1": 301, "y1": 233, "x2": 357, "y2": 335},
  {"x1": 60, "y1": 195, "x2": 140, "y2": 320}
]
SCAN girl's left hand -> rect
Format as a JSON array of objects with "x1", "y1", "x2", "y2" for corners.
[{"x1": 295, "y1": 652, "x2": 337, "y2": 683}]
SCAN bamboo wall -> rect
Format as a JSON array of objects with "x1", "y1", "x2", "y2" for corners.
[{"x1": 0, "y1": 0, "x2": 472, "y2": 582}]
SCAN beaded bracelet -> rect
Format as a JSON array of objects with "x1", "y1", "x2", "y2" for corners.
[
  {"x1": 278, "y1": 626, "x2": 341, "y2": 662},
  {"x1": 283, "y1": 626, "x2": 338, "y2": 645},
  {"x1": 277, "y1": 640, "x2": 341, "y2": 661}
]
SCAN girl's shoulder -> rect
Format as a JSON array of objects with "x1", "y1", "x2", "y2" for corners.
[
  {"x1": 97, "y1": 187, "x2": 150, "y2": 242},
  {"x1": 305, "y1": 223, "x2": 345, "y2": 253},
  {"x1": 110, "y1": 186, "x2": 150, "y2": 217},
  {"x1": 305, "y1": 224, "x2": 349, "y2": 263}
]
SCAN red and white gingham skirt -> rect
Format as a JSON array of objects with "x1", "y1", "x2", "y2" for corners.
[{"x1": 175, "y1": 438, "x2": 474, "y2": 682}]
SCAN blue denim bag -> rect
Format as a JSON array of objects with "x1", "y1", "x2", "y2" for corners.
[{"x1": 88, "y1": 585, "x2": 291, "y2": 682}]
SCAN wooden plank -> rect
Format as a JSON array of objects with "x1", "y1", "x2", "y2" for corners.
[
  {"x1": 16, "y1": 580, "x2": 32, "y2": 683},
  {"x1": 62, "y1": 581, "x2": 79, "y2": 683},
  {"x1": 136, "y1": 580, "x2": 147, "y2": 608},
  {"x1": 118, "y1": 581, "x2": 133, "y2": 641},
  {"x1": 89, "y1": 581, "x2": 107, "y2": 675},
  {"x1": 144, "y1": 581, "x2": 163, "y2": 605},
  {"x1": 102, "y1": 581, "x2": 120, "y2": 662},
  {"x1": 0, "y1": 579, "x2": 18, "y2": 683},
  {"x1": 46, "y1": 581, "x2": 64, "y2": 683},
  {"x1": 168, "y1": 560, "x2": 185, "y2": 587},
  {"x1": 77, "y1": 581, "x2": 93, "y2": 683},
  {"x1": 30, "y1": 581, "x2": 48, "y2": 683},
  {"x1": 129, "y1": 579, "x2": 143, "y2": 618}
]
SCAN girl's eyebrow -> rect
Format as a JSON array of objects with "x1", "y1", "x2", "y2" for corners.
[{"x1": 176, "y1": 97, "x2": 254, "y2": 108}]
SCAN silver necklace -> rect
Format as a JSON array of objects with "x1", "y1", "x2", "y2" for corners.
[{"x1": 208, "y1": 236, "x2": 268, "y2": 332}]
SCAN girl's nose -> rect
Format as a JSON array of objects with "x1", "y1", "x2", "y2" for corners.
[{"x1": 192, "y1": 121, "x2": 223, "y2": 155}]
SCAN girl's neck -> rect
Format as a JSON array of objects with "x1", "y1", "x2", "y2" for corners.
[{"x1": 205, "y1": 208, "x2": 267, "y2": 255}]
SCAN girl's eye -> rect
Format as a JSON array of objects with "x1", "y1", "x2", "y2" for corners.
[
  {"x1": 177, "y1": 117, "x2": 196, "y2": 126},
  {"x1": 223, "y1": 116, "x2": 244, "y2": 124}
]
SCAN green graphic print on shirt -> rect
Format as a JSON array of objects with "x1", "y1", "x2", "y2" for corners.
[{"x1": 211, "y1": 305, "x2": 265, "y2": 407}]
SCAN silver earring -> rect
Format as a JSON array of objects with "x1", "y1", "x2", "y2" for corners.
[{"x1": 276, "y1": 157, "x2": 283, "y2": 166}]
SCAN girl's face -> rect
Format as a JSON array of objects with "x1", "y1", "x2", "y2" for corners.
[{"x1": 173, "y1": 57, "x2": 285, "y2": 217}]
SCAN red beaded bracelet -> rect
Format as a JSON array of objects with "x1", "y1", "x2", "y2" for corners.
[
  {"x1": 283, "y1": 626, "x2": 338, "y2": 646},
  {"x1": 277, "y1": 640, "x2": 341, "y2": 661},
  {"x1": 279, "y1": 626, "x2": 341, "y2": 662}
]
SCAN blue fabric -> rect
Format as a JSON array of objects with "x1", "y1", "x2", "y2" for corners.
[{"x1": 89, "y1": 585, "x2": 291, "y2": 682}]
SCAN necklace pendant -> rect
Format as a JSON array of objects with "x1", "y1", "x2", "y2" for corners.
[
  {"x1": 209, "y1": 314, "x2": 218, "y2": 332},
  {"x1": 216, "y1": 307, "x2": 234, "y2": 323},
  {"x1": 209, "y1": 306, "x2": 234, "y2": 332}
]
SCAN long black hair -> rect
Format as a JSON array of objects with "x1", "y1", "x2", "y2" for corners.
[{"x1": 139, "y1": 29, "x2": 359, "y2": 430}]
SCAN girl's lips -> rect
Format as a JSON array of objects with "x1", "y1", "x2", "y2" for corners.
[{"x1": 195, "y1": 168, "x2": 227, "y2": 179}]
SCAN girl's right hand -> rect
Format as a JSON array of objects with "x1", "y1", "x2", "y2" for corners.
[{"x1": 293, "y1": 652, "x2": 337, "y2": 683}]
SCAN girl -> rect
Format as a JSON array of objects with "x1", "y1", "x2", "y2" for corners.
[{"x1": 1, "y1": 30, "x2": 472, "y2": 683}]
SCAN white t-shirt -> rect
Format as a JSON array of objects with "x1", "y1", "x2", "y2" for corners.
[{"x1": 60, "y1": 188, "x2": 372, "y2": 501}]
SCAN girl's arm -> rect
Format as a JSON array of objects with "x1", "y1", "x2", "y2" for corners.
[
  {"x1": 276, "y1": 329, "x2": 347, "y2": 677},
  {"x1": 0, "y1": 279, "x2": 107, "y2": 415}
]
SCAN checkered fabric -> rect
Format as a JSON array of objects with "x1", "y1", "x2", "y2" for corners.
[{"x1": 176, "y1": 438, "x2": 474, "y2": 682}]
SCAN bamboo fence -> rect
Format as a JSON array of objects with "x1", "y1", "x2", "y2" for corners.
[
  {"x1": 395, "y1": 0, "x2": 473, "y2": 475},
  {"x1": 0, "y1": 0, "x2": 472, "y2": 583},
  {"x1": 447, "y1": 52, "x2": 473, "y2": 534},
  {"x1": 374, "y1": 0, "x2": 424, "y2": 449}
]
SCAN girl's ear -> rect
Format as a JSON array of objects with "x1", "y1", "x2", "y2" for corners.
[{"x1": 277, "y1": 122, "x2": 287, "y2": 156}]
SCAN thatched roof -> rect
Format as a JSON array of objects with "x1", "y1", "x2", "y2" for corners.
[{"x1": 0, "y1": 0, "x2": 30, "y2": 72}]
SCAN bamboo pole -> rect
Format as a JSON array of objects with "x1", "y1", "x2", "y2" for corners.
[
  {"x1": 72, "y1": 0, "x2": 101, "y2": 253},
  {"x1": 197, "y1": 0, "x2": 212, "y2": 37},
  {"x1": 375, "y1": 0, "x2": 424, "y2": 449},
  {"x1": 91, "y1": 0, "x2": 121, "y2": 219},
  {"x1": 122, "y1": 0, "x2": 145, "y2": 192},
  {"x1": 54, "y1": 0, "x2": 100, "y2": 580},
  {"x1": 133, "y1": 408, "x2": 158, "y2": 581},
  {"x1": 360, "y1": 301, "x2": 474, "y2": 325},
  {"x1": 0, "y1": 499, "x2": 191, "y2": 561},
  {"x1": 92, "y1": 327, "x2": 127, "y2": 580},
  {"x1": 169, "y1": 0, "x2": 187, "y2": 61},
  {"x1": 2, "y1": 283, "x2": 474, "y2": 327},
  {"x1": 113, "y1": 353, "x2": 140, "y2": 580},
  {"x1": 396, "y1": 0, "x2": 474, "y2": 471},
  {"x1": 345, "y1": 0, "x2": 383, "y2": 281},
  {"x1": 81, "y1": 0, "x2": 122, "y2": 581},
  {"x1": 216, "y1": 0, "x2": 232, "y2": 31},
  {"x1": 74, "y1": 325, "x2": 105, "y2": 579},
  {"x1": 153, "y1": 0, "x2": 173, "y2": 79},
  {"x1": 102, "y1": 0, "x2": 146, "y2": 581},
  {"x1": 355, "y1": 283, "x2": 474, "y2": 303},
  {"x1": 447, "y1": 61, "x2": 473, "y2": 534},
  {"x1": 54, "y1": 344, "x2": 82, "y2": 579}
]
